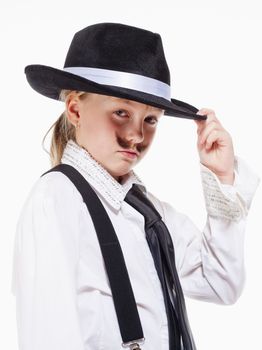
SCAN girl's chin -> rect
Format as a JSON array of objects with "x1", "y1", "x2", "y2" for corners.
[{"x1": 107, "y1": 165, "x2": 134, "y2": 180}]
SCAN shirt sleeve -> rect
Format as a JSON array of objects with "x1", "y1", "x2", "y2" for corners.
[
  {"x1": 199, "y1": 155, "x2": 259, "y2": 221},
  {"x1": 11, "y1": 173, "x2": 85, "y2": 350},
  {"x1": 147, "y1": 156, "x2": 260, "y2": 305}
]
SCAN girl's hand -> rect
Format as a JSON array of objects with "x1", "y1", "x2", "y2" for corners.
[{"x1": 194, "y1": 108, "x2": 235, "y2": 185}]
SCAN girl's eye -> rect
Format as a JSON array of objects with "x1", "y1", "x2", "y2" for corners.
[
  {"x1": 145, "y1": 116, "x2": 158, "y2": 125},
  {"x1": 114, "y1": 110, "x2": 128, "y2": 118},
  {"x1": 114, "y1": 110, "x2": 158, "y2": 125}
]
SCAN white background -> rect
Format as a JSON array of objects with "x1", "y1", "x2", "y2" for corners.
[{"x1": 1, "y1": 0, "x2": 261, "y2": 349}]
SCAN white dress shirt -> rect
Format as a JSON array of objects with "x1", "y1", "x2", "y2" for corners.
[{"x1": 11, "y1": 139, "x2": 260, "y2": 350}]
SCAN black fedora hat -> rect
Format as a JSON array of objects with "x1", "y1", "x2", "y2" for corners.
[{"x1": 25, "y1": 22, "x2": 207, "y2": 121}]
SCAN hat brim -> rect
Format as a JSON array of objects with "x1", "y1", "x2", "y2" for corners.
[{"x1": 25, "y1": 65, "x2": 207, "y2": 121}]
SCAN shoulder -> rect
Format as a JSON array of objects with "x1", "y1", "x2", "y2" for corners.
[
  {"x1": 32, "y1": 170, "x2": 82, "y2": 201},
  {"x1": 19, "y1": 170, "x2": 84, "y2": 221}
]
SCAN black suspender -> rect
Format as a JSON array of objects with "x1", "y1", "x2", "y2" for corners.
[{"x1": 41, "y1": 164, "x2": 145, "y2": 350}]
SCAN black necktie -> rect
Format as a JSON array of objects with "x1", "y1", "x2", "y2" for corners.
[{"x1": 124, "y1": 184, "x2": 197, "y2": 350}]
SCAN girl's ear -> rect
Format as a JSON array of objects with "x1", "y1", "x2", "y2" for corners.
[{"x1": 66, "y1": 94, "x2": 81, "y2": 126}]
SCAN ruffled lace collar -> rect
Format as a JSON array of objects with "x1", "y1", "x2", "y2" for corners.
[{"x1": 61, "y1": 139, "x2": 146, "y2": 210}]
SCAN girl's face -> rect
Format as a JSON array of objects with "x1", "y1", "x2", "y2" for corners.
[{"x1": 66, "y1": 92, "x2": 164, "y2": 182}]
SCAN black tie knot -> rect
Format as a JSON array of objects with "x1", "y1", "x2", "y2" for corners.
[{"x1": 124, "y1": 184, "x2": 162, "y2": 228}]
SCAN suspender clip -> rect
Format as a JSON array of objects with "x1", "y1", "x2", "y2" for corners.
[{"x1": 122, "y1": 337, "x2": 145, "y2": 349}]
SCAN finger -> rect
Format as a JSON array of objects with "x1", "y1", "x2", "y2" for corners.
[
  {"x1": 197, "y1": 108, "x2": 221, "y2": 125},
  {"x1": 205, "y1": 129, "x2": 226, "y2": 150},
  {"x1": 194, "y1": 117, "x2": 206, "y2": 136},
  {"x1": 198, "y1": 120, "x2": 221, "y2": 144},
  {"x1": 197, "y1": 108, "x2": 216, "y2": 116},
  {"x1": 195, "y1": 108, "x2": 219, "y2": 134}
]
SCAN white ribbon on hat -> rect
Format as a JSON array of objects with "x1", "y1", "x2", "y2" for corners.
[{"x1": 63, "y1": 66, "x2": 171, "y2": 101}]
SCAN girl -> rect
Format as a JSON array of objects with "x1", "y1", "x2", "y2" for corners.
[{"x1": 11, "y1": 22, "x2": 260, "y2": 350}]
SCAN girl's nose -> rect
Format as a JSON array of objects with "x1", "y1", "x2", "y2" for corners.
[{"x1": 124, "y1": 122, "x2": 144, "y2": 144}]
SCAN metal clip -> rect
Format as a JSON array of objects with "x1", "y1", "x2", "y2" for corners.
[{"x1": 122, "y1": 337, "x2": 145, "y2": 349}]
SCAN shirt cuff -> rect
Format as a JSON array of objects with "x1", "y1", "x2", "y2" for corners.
[{"x1": 200, "y1": 155, "x2": 260, "y2": 222}]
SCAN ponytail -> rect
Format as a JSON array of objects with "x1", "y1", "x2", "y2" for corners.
[{"x1": 41, "y1": 89, "x2": 89, "y2": 167}]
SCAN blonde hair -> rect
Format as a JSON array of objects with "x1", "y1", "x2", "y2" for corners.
[{"x1": 42, "y1": 89, "x2": 89, "y2": 167}]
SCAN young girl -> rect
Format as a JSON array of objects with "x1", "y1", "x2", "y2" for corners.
[{"x1": 11, "y1": 22, "x2": 260, "y2": 350}]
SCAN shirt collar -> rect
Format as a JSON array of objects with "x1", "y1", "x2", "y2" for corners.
[{"x1": 61, "y1": 139, "x2": 147, "y2": 210}]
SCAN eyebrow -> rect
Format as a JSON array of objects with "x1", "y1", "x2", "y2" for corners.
[{"x1": 113, "y1": 97, "x2": 164, "y2": 112}]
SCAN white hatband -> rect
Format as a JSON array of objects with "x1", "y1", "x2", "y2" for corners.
[{"x1": 63, "y1": 66, "x2": 171, "y2": 100}]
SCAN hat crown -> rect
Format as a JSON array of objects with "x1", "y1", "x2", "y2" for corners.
[{"x1": 63, "y1": 22, "x2": 170, "y2": 85}]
